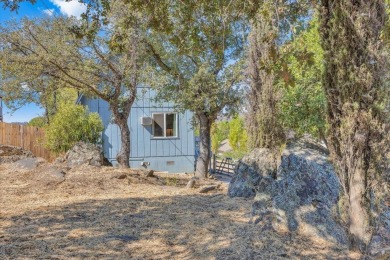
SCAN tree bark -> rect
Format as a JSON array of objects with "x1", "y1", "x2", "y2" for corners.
[
  {"x1": 319, "y1": 0, "x2": 387, "y2": 250},
  {"x1": 114, "y1": 114, "x2": 131, "y2": 168},
  {"x1": 195, "y1": 112, "x2": 212, "y2": 179},
  {"x1": 349, "y1": 163, "x2": 369, "y2": 248},
  {"x1": 110, "y1": 95, "x2": 133, "y2": 169},
  {"x1": 109, "y1": 85, "x2": 135, "y2": 169},
  {"x1": 246, "y1": 6, "x2": 285, "y2": 150}
]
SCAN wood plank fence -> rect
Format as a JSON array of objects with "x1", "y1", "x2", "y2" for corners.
[
  {"x1": 213, "y1": 157, "x2": 236, "y2": 175},
  {"x1": 0, "y1": 122, "x2": 55, "y2": 161}
]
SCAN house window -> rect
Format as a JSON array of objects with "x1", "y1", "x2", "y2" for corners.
[{"x1": 152, "y1": 113, "x2": 178, "y2": 138}]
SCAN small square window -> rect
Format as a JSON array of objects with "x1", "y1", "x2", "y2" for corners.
[{"x1": 152, "y1": 113, "x2": 178, "y2": 138}]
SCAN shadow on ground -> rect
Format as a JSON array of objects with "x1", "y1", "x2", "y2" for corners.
[{"x1": 0, "y1": 193, "x2": 349, "y2": 259}]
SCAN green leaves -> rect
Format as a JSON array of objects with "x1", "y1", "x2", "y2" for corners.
[
  {"x1": 138, "y1": 0, "x2": 246, "y2": 122},
  {"x1": 211, "y1": 120, "x2": 229, "y2": 153},
  {"x1": 211, "y1": 117, "x2": 247, "y2": 159},
  {"x1": 44, "y1": 103, "x2": 103, "y2": 153},
  {"x1": 28, "y1": 116, "x2": 46, "y2": 127},
  {"x1": 278, "y1": 15, "x2": 327, "y2": 139},
  {"x1": 228, "y1": 116, "x2": 248, "y2": 154}
]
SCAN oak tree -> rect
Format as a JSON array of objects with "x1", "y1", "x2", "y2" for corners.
[
  {"x1": 132, "y1": 0, "x2": 247, "y2": 178},
  {"x1": 0, "y1": 13, "x2": 143, "y2": 167}
]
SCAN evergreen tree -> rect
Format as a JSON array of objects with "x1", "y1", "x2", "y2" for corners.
[
  {"x1": 247, "y1": 2, "x2": 286, "y2": 150},
  {"x1": 319, "y1": 0, "x2": 389, "y2": 249}
]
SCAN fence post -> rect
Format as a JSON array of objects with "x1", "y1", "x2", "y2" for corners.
[
  {"x1": 213, "y1": 153, "x2": 216, "y2": 174},
  {"x1": 226, "y1": 158, "x2": 230, "y2": 173}
]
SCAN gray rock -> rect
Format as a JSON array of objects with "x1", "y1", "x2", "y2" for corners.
[
  {"x1": 38, "y1": 166, "x2": 66, "y2": 186},
  {"x1": 54, "y1": 156, "x2": 65, "y2": 164},
  {"x1": 228, "y1": 148, "x2": 278, "y2": 198},
  {"x1": 267, "y1": 148, "x2": 346, "y2": 244},
  {"x1": 369, "y1": 207, "x2": 390, "y2": 258},
  {"x1": 229, "y1": 137, "x2": 348, "y2": 245},
  {"x1": 199, "y1": 184, "x2": 220, "y2": 193},
  {"x1": 186, "y1": 179, "x2": 196, "y2": 189},
  {"x1": 64, "y1": 142, "x2": 104, "y2": 167},
  {"x1": 144, "y1": 169, "x2": 154, "y2": 177},
  {"x1": 12, "y1": 157, "x2": 46, "y2": 170}
]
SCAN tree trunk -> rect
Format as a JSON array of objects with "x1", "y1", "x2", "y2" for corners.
[
  {"x1": 44, "y1": 102, "x2": 50, "y2": 125},
  {"x1": 111, "y1": 110, "x2": 131, "y2": 168},
  {"x1": 349, "y1": 163, "x2": 370, "y2": 248},
  {"x1": 195, "y1": 113, "x2": 211, "y2": 179},
  {"x1": 246, "y1": 6, "x2": 285, "y2": 150},
  {"x1": 109, "y1": 87, "x2": 135, "y2": 169},
  {"x1": 319, "y1": 0, "x2": 387, "y2": 250}
]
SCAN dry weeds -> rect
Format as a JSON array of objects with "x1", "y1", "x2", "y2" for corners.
[{"x1": 0, "y1": 162, "x2": 357, "y2": 259}]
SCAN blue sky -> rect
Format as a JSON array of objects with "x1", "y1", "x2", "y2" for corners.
[{"x1": 0, "y1": 0, "x2": 86, "y2": 123}]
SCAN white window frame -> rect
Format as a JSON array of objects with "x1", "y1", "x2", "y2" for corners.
[{"x1": 152, "y1": 112, "x2": 178, "y2": 138}]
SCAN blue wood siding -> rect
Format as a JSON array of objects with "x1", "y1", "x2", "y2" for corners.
[{"x1": 81, "y1": 87, "x2": 195, "y2": 173}]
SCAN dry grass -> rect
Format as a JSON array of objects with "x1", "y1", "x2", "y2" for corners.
[{"x1": 0, "y1": 162, "x2": 357, "y2": 259}]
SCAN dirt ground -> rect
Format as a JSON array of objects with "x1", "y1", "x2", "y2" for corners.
[{"x1": 0, "y1": 161, "x2": 358, "y2": 259}]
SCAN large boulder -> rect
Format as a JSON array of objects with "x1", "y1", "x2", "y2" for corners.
[
  {"x1": 12, "y1": 157, "x2": 46, "y2": 170},
  {"x1": 229, "y1": 137, "x2": 348, "y2": 244},
  {"x1": 63, "y1": 142, "x2": 106, "y2": 167},
  {"x1": 369, "y1": 206, "x2": 390, "y2": 258},
  {"x1": 227, "y1": 148, "x2": 278, "y2": 198},
  {"x1": 34, "y1": 165, "x2": 67, "y2": 186}
]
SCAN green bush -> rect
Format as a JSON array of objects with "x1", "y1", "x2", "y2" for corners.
[
  {"x1": 28, "y1": 116, "x2": 47, "y2": 127},
  {"x1": 45, "y1": 103, "x2": 104, "y2": 153}
]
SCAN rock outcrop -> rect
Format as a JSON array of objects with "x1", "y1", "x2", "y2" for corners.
[
  {"x1": 0, "y1": 145, "x2": 34, "y2": 164},
  {"x1": 229, "y1": 137, "x2": 348, "y2": 244},
  {"x1": 369, "y1": 207, "x2": 390, "y2": 258},
  {"x1": 62, "y1": 142, "x2": 107, "y2": 167},
  {"x1": 227, "y1": 148, "x2": 278, "y2": 198},
  {"x1": 12, "y1": 157, "x2": 46, "y2": 170},
  {"x1": 35, "y1": 165, "x2": 67, "y2": 186}
]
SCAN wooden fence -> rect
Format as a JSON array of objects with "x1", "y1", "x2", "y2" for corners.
[{"x1": 0, "y1": 122, "x2": 55, "y2": 161}]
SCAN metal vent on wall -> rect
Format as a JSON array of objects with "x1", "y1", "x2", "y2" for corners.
[{"x1": 140, "y1": 116, "x2": 152, "y2": 126}]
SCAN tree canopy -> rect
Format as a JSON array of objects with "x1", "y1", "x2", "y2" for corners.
[
  {"x1": 0, "y1": 13, "x2": 144, "y2": 167},
  {"x1": 129, "y1": 0, "x2": 248, "y2": 177},
  {"x1": 278, "y1": 15, "x2": 327, "y2": 143}
]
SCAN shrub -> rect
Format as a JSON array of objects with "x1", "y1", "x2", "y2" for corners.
[
  {"x1": 45, "y1": 103, "x2": 104, "y2": 153},
  {"x1": 28, "y1": 116, "x2": 47, "y2": 127}
]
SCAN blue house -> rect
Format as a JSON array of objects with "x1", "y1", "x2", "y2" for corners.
[{"x1": 79, "y1": 86, "x2": 196, "y2": 173}]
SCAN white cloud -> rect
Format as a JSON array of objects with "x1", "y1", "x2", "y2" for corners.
[
  {"x1": 49, "y1": 0, "x2": 87, "y2": 18},
  {"x1": 42, "y1": 9, "x2": 54, "y2": 16}
]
